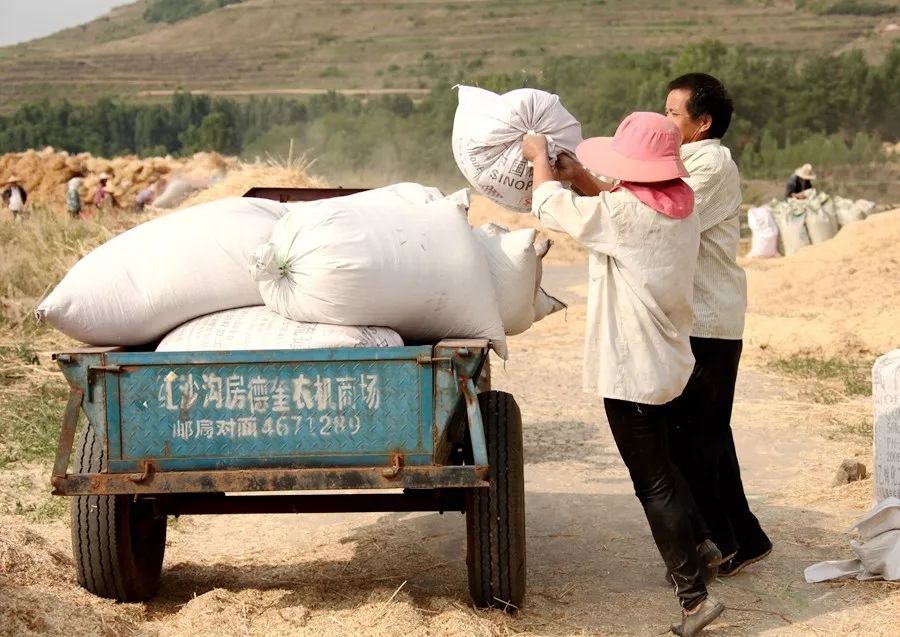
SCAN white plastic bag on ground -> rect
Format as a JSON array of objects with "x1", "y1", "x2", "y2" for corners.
[
  {"x1": 805, "y1": 498, "x2": 900, "y2": 582},
  {"x1": 747, "y1": 205, "x2": 779, "y2": 258},
  {"x1": 874, "y1": 350, "x2": 900, "y2": 502},
  {"x1": 157, "y1": 306, "x2": 403, "y2": 352},
  {"x1": 36, "y1": 197, "x2": 288, "y2": 345},
  {"x1": 452, "y1": 85, "x2": 582, "y2": 212},
  {"x1": 251, "y1": 197, "x2": 508, "y2": 358}
]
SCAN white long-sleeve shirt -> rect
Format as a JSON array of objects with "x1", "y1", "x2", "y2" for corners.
[
  {"x1": 680, "y1": 139, "x2": 747, "y2": 340},
  {"x1": 532, "y1": 181, "x2": 699, "y2": 405}
]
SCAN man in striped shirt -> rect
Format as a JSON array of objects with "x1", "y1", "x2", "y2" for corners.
[{"x1": 664, "y1": 73, "x2": 772, "y2": 577}]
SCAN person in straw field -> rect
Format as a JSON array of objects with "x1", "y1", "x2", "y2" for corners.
[
  {"x1": 2, "y1": 175, "x2": 28, "y2": 221},
  {"x1": 784, "y1": 163, "x2": 816, "y2": 200},
  {"x1": 522, "y1": 112, "x2": 724, "y2": 637}
]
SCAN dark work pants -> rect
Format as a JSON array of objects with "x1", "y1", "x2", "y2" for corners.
[
  {"x1": 668, "y1": 338, "x2": 769, "y2": 558},
  {"x1": 604, "y1": 398, "x2": 707, "y2": 610}
]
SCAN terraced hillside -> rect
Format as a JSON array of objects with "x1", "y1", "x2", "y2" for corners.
[{"x1": 0, "y1": 0, "x2": 898, "y2": 112}]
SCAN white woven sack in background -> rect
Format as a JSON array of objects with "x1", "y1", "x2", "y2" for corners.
[
  {"x1": 747, "y1": 205, "x2": 779, "y2": 258},
  {"x1": 452, "y1": 85, "x2": 582, "y2": 212},
  {"x1": 157, "y1": 306, "x2": 403, "y2": 352},
  {"x1": 36, "y1": 197, "x2": 288, "y2": 345},
  {"x1": 251, "y1": 197, "x2": 508, "y2": 358}
]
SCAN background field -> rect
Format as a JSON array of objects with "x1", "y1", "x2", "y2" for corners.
[{"x1": 1, "y1": 0, "x2": 899, "y2": 113}]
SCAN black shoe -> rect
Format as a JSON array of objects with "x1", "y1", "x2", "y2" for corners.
[
  {"x1": 671, "y1": 596, "x2": 725, "y2": 637},
  {"x1": 718, "y1": 541, "x2": 773, "y2": 578}
]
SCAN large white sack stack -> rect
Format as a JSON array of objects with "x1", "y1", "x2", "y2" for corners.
[
  {"x1": 36, "y1": 197, "x2": 288, "y2": 345},
  {"x1": 874, "y1": 350, "x2": 900, "y2": 502},
  {"x1": 474, "y1": 222, "x2": 565, "y2": 334},
  {"x1": 157, "y1": 306, "x2": 403, "y2": 352},
  {"x1": 747, "y1": 205, "x2": 779, "y2": 258},
  {"x1": 251, "y1": 197, "x2": 508, "y2": 358},
  {"x1": 834, "y1": 196, "x2": 876, "y2": 227},
  {"x1": 452, "y1": 85, "x2": 582, "y2": 212}
]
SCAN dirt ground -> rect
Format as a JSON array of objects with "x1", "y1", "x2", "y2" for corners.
[{"x1": 1, "y1": 264, "x2": 898, "y2": 637}]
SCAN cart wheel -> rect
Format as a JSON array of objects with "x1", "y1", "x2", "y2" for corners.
[
  {"x1": 465, "y1": 391, "x2": 526, "y2": 611},
  {"x1": 70, "y1": 423, "x2": 166, "y2": 601}
]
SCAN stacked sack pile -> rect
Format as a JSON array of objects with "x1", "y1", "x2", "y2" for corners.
[
  {"x1": 747, "y1": 189, "x2": 876, "y2": 258},
  {"x1": 36, "y1": 183, "x2": 564, "y2": 357}
]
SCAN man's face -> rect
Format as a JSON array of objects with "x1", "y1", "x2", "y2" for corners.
[{"x1": 665, "y1": 88, "x2": 700, "y2": 144}]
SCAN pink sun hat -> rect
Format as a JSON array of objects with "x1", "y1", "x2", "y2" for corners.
[{"x1": 575, "y1": 112, "x2": 688, "y2": 183}]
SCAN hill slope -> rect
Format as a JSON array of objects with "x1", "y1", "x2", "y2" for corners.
[{"x1": 0, "y1": 0, "x2": 898, "y2": 113}]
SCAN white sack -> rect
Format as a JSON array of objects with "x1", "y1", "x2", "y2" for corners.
[
  {"x1": 284, "y1": 182, "x2": 445, "y2": 214},
  {"x1": 36, "y1": 197, "x2": 288, "y2": 345},
  {"x1": 773, "y1": 206, "x2": 811, "y2": 256},
  {"x1": 747, "y1": 205, "x2": 779, "y2": 258},
  {"x1": 252, "y1": 197, "x2": 508, "y2": 358},
  {"x1": 834, "y1": 196, "x2": 875, "y2": 227},
  {"x1": 152, "y1": 177, "x2": 201, "y2": 209},
  {"x1": 474, "y1": 226, "x2": 539, "y2": 335},
  {"x1": 474, "y1": 223, "x2": 566, "y2": 332},
  {"x1": 452, "y1": 85, "x2": 582, "y2": 212},
  {"x1": 874, "y1": 350, "x2": 900, "y2": 502},
  {"x1": 157, "y1": 306, "x2": 403, "y2": 352},
  {"x1": 805, "y1": 206, "x2": 839, "y2": 244}
]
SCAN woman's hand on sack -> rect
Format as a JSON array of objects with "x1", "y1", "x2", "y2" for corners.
[{"x1": 521, "y1": 134, "x2": 549, "y2": 162}]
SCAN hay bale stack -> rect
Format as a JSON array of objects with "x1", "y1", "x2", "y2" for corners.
[{"x1": 0, "y1": 148, "x2": 239, "y2": 212}]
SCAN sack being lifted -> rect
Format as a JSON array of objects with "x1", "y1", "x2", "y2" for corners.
[{"x1": 452, "y1": 85, "x2": 582, "y2": 213}]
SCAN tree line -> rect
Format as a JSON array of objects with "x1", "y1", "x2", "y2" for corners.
[{"x1": 0, "y1": 41, "x2": 897, "y2": 182}]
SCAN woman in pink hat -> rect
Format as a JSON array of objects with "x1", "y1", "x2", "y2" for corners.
[{"x1": 522, "y1": 112, "x2": 724, "y2": 636}]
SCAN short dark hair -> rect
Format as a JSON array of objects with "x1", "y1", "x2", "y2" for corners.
[{"x1": 667, "y1": 73, "x2": 733, "y2": 139}]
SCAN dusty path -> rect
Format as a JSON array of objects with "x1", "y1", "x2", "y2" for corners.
[{"x1": 2, "y1": 264, "x2": 897, "y2": 636}]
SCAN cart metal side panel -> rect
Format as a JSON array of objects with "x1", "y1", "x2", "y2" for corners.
[{"x1": 87, "y1": 347, "x2": 433, "y2": 472}]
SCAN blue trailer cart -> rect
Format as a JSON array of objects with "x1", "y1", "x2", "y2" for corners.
[{"x1": 49, "y1": 187, "x2": 525, "y2": 610}]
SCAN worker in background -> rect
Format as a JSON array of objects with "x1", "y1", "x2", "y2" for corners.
[
  {"x1": 664, "y1": 73, "x2": 772, "y2": 580},
  {"x1": 94, "y1": 172, "x2": 120, "y2": 210},
  {"x1": 67, "y1": 176, "x2": 83, "y2": 219},
  {"x1": 784, "y1": 163, "x2": 816, "y2": 199},
  {"x1": 2, "y1": 175, "x2": 27, "y2": 221}
]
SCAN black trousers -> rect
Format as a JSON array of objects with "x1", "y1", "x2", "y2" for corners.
[
  {"x1": 604, "y1": 398, "x2": 707, "y2": 610},
  {"x1": 668, "y1": 337, "x2": 769, "y2": 558}
]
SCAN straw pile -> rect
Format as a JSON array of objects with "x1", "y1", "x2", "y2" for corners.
[
  {"x1": 177, "y1": 162, "x2": 325, "y2": 208},
  {"x1": 0, "y1": 147, "x2": 236, "y2": 212},
  {"x1": 743, "y1": 208, "x2": 900, "y2": 358}
]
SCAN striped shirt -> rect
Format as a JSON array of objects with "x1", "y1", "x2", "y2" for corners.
[{"x1": 681, "y1": 139, "x2": 747, "y2": 340}]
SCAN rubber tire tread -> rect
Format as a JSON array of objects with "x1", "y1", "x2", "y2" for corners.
[
  {"x1": 70, "y1": 424, "x2": 166, "y2": 601},
  {"x1": 465, "y1": 391, "x2": 526, "y2": 611}
]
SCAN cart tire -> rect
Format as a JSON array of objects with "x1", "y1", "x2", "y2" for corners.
[
  {"x1": 70, "y1": 423, "x2": 166, "y2": 601},
  {"x1": 465, "y1": 391, "x2": 526, "y2": 611}
]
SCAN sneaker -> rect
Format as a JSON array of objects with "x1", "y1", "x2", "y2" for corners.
[
  {"x1": 671, "y1": 596, "x2": 725, "y2": 637},
  {"x1": 718, "y1": 542, "x2": 773, "y2": 578}
]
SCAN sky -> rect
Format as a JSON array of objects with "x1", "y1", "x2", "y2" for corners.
[{"x1": 0, "y1": 0, "x2": 134, "y2": 47}]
